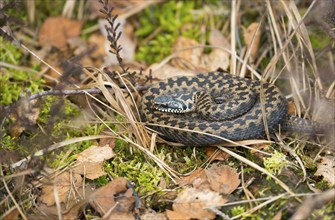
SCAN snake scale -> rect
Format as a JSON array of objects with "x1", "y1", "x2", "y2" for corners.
[{"x1": 140, "y1": 72, "x2": 331, "y2": 146}]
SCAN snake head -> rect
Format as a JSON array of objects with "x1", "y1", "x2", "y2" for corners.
[{"x1": 153, "y1": 93, "x2": 195, "y2": 113}]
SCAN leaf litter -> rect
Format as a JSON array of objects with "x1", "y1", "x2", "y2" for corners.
[
  {"x1": 1, "y1": 0, "x2": 335, "y2": 219},
  {"x1": 172, "y1": 165, "x2": 240, "y2": 219},
  {"x1": 72, "y1": 144, "x2": 115, "y2": 180}
]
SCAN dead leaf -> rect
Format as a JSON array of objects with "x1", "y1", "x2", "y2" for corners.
[
  {"x1": 243, "y1": 22, "x2": 262, "y2": 60},
  {"x1": 202, "y1": 29, "x2": 230, "y2": 71},
  {"x1": 90, "y1": 177, "x2": 137, "y2": 217},
  {"x1": 171, "y1": 36, "x2": 203, "y2": 69},
  {"x1": 62, "y1": 202, "x2": 86, "y2": 220},
  {"x1": 206, "y1": 146, "x2": 230, "y2": 161},
  {"x1": 39, "y1": 171, "x2": 82, "y2": 206},
  {"x1": 9, "y1": 98, "x2": 40, "y2": 137},
  {"x1": 98, "y1": 138, "x2": 116, "y2": 148},
  {"x1": 39, "y1": 16, "x2": 83, "y2": 49},
  {"x1": 88, "y1": 33, "x2": 107, "y2": 66},
  {"x1": 179, "y1": 165, "x2": 240, "y2": 194},
  {"x1": 204, "y1": 164, "x2": 240, "y2": 194},
  {"x1": 178, "y1": 168, "x2": 207, "y2": 187},
  {"x1": 315, "y1": 156, "x2": 335, "y2": 186},
  {"x1": 73, "y1": 145, "x2": 115, "y2": 180},
  {"x1": 250, "y1": 143, "x2": 271, "y2": 160},
  {"x1": 106, "y1": 213, "x2": 136, "y2": 220},
  {"x1": 148, "y1": 63, "x2": 197, "y2": 81},
  {"x1": 166, "y1": 188, "x2": 227, "y2": 220},
  {"x1": 2, "y1": 208, "x2": 19, "y2": 220},
  {"x1": 141, "y1": 209, "x2": 167, "y2": 220},
  {"x1": 287, "y1": 101, "x2": 298, "y2": 115}
]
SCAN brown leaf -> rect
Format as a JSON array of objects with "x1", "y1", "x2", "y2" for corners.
[
  {"x1": 243, "y1": 22, "x2": 262, "y2": 60},
  {"x1": 105, "y1": 213, "x2": 136, "y2": 220},
  {"x1": 315, "y1": 156, "x2": 335, "y2": 186},
  {"x1": 204, "y1": 164, "x2": 240, "y2": 194},
  {"x1": 167, "y1": 188, "x2": 227, "y2": 220},
  {"x1": 250, "y1": 143, "x2": 271, "y2": 160},
  {"x1": 178, "y1": 168, "x2": 206, "y2": 187},
  {"x1": 88, "y1": 33, "x2": 107, "y2": 66},
  {"x1": 287, "y1": 101, "x2": 298, "y2": 115},
  {"x1": 148, "y1": 63, "x2": 197, "y2": 81},
  {"x1": 2, "y1": 208, "x2": 19, "y2": 220},
  {"x1": 98, "y1": 138, "x2": 116, "y2": 148},
  {"x1": 39, "y1": 16, "x2": 83, "y2": 49},
  {"x1": 141, "y1": 209, "x2": 167, "y2": 220},
  {"x1": 62, "y1": 202, "x2": 86, "y2": 220},
  {"x1": 90, "y1": 177, "x2": 137, "y2": 217},
  {"x1": 73, "y1": 145, "x2": 115, "y2": 180},
  {"x1": 9, "y1": 99, "x2": 40, "y2": 137},
  {"x1": 171, "y1": 36, "x2": 203, "y2": 69},
  {"x1": 206, "y1": 146, "x2": 230, "y2": 161},
  {"x1": 39, "y1": 171, "x2": 82, "y2": 206},
  {"x1": 202, "y1": 29, "x2": 230, "y2": 71}
]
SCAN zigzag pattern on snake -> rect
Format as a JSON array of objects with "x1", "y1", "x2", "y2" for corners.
[{"x1": 140, "y1": 72, "x2": 331, "y2": 146}]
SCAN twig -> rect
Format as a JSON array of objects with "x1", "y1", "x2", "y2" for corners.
[
  {"x1": 99, "y1": 0, "x2": 129, "y2": 75},
  {"x1": 28, "y1": 88, "x2": 102, "y2": 100},
  {"x1": 3, "y1": 88, "x2": 103, "y2": 111}
]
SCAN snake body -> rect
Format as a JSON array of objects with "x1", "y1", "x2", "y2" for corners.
[{"x1": 140, "y1": 72, "x2": 330, "y2": 146}]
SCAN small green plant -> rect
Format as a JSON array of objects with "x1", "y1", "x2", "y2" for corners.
[
  {"x1": 231, "y1": 206, "x2": 245, "y2": 216},
  {"x1": 264, "y1": 150, "x2": 289, "y2": 177}
]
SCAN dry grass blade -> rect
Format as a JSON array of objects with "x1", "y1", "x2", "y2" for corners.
[
  {"x1": 240, "y1": 19, "x2": 264, "y2": 78},
  {"x1": 230, "y1": 0, "x2": 237, "y2": 75},
  {"x1": 1, "y1": 166, "x2": 27, "y2": 220},
  {"x1": 263, "y1": 0, "x2": 317, "y2": 80}
]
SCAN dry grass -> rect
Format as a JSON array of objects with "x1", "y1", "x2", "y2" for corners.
[{"x1": 1, "y1": 0, "x2": 334, "y2": 218}]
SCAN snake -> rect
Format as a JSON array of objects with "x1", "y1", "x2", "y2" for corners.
[{"x1": 140, "y1": 71, "x2": 332, "y2": 146}]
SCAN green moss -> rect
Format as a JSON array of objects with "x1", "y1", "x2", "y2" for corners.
[
  {"x1": 231, "y1": 206, "x2": 245, "y2": 216},
  {"x1": 315, "y1": 179, "x2": 332, "y2": 191},
  {"x1": 0, "y1": 132, "x2": 15, "y2": 150},
  {"x1": 309, "y1": 27, "x2": 332, "y2": 49},
  {"x1": 0, "y1": 37, "x2": 44, "y2": 105},
  {"x1": 135, "y1": 1, "x2": 202, "y2": 64},
  {"x1": 95, "y1": 175, "x2": 110, "y2": 187},
  {"x1": 264, "y1": 150, "x2": 289, "y2": 177},
  {"x1": 105, "y1": 140, "x2": 165, "y2": 195}
]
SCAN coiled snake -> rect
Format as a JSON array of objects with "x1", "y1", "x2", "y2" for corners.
[{"x1": 140, "y1": 72, "x2": 331, "y2": 146}]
